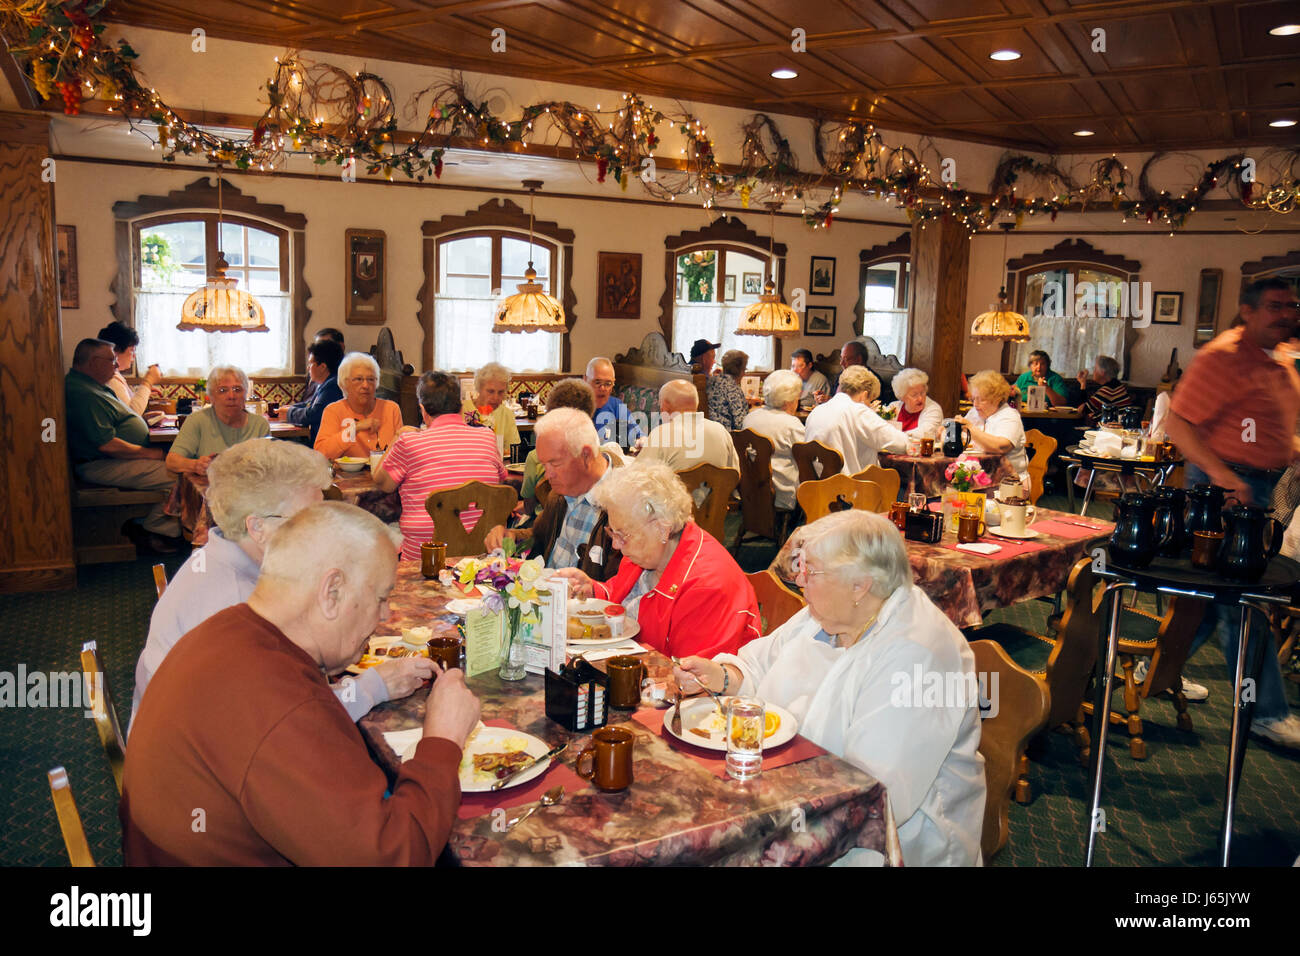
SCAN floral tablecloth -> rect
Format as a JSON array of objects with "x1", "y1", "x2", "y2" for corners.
[
  {"x1": 357, "y1": 564, "x2": 901, "y2": 867},
  {"x1": 906, "y1": 508, "x2": 1113, "y2": 628},
  {"x1": 880, "y1": 451, "x2": 1012, "y2": 499}
]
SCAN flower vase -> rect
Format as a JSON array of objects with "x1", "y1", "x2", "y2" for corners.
[
  {"x1": 942, "y1": 487, "x2": 985, "y2": 535},
  {"x1": 498, "y1": 609, "x2": 528, "y2": 681}
]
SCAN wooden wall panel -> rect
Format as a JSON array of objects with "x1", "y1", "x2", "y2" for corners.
[
  {"x1": 908, "y1": 216, "x2": 970, "y2": 418},
  {"x1": 0, "y1": 111, "x2": 76, "y2": 592}
]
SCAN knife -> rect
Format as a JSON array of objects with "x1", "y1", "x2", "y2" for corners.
[
  {"x1": 490, "y1": 742, "x2": 567, "y2": 791},
  {"x1": 670, "y1": 696, "x2": 683, "y2": 737}
]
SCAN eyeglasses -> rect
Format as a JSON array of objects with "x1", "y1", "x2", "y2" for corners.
[
  {"x1": 349, "y1": 376, "x2": 378, "y2": 385},
  {"x1": 589, "y1": 379, "x2": 614, "y2": 388},
  {"x1": 1261, "y1": 301, "x2": 1300, "y2": 313},
  {"x1": 213, "y1": 385, "x2": 246, "y2": 396},
  {"x1": 789, "y1": 548, "x2": 829, "y2": 585},
  {"x1": 606, "y1": 524, "x2": 636, "y2": 545}
]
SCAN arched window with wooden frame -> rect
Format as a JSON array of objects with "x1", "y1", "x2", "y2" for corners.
[
  {"x1": 661, "y1": 216, "x2": 786, "y2": 371},
  {"x1": 419, "y1": 198, "x2": 575, "y2": 373},
  {"x1": 1004, "y1": 239, "x2": 1141, "y2": 379},
  {"x1": 111, "y1": 176, "x2": 308, "y2": 377},
  {"x1": 854, "y1": 232, "x2": 911, "y2": 362}
]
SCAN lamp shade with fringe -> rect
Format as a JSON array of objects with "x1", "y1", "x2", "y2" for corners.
[
  {"x1": 735, "y1": 277, "x2": 800, "y2": 338},
  {"x1": 178, "y1": 253, "x2": 268, "y2": 332},
  {"x1": 969, "y1": 288, "x2": 1030, "y2": 343},
  {"x1": 493, "y1": 267, "x2": 566, "y2": 333}
]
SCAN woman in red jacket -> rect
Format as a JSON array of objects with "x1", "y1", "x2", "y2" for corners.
[{"x1": 552, "y1": 461, "x2": 761, "y2": 659}]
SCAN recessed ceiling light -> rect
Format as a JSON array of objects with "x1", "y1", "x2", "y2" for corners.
[
  {"x1": 1269, "y1": 24, "x2": 1300, "y2": 36},
  {"x1": 989, "y1": 49, "x2": 1021, "y2": 61},
  {"x1": 1270, "y1": 118, "x2": 1297, "y2": 127},
  {"x1": 771, "y1": 68, "x2": 798, "y2": 79},
  {"x1": 1073, "y1": 129, "x2": 1095, "y2": 136}
]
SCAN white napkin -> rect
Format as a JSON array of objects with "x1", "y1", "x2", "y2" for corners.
[
  {"x1": 382, "y1": 729, "x2": 424, "y2": 763},
  {"x1": 956, "y1": 542, "x2": 1002, "y2": 555},
  {"x1": 571, "y1": 641, "x2": 648, "y2": 661},
  {"x1": 1091, "y1": 432, "x2": 1123, "y2": 457}
]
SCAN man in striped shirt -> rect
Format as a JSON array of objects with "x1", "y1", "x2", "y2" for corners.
[
  {"x1": 373, "y1": 371, "x2": 507, "y2": 560},
  {"x1": 1076, "y1": 354, "x2": 1133, "y2": 426}
]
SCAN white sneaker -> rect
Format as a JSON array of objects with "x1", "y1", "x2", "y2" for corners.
[
  {"x1": 1251, "y1": 714, "x2": 1300, "y2": 750},
  {"x1": 1131, "y1": 658, "x2": 1209, "y2": 702}
]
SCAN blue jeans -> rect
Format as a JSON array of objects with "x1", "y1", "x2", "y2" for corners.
[{"x1": 1184, "y1": 463, "x2": 1291, "y2": 721}]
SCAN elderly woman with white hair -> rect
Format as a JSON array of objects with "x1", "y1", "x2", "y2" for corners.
[
  {"x1": 315, "y1": 351, "x2": 410, "y2": 459},
  {"x1": 676, "y1": 510, "x2": 986, "y2": 866},
  {"x1": 553, "y1": 461, "x2": 760, "y2": 659},
  {"x1": 133, "y1": 439, "x2": 431, "y2": 730},
  {"x1": 884, "y1": 367, "x2": 944, "y2": 439},
  {"x1": 462, "y1": 361, "x2": 520, "y2": 457},
  {"x1": 741, "y1": 369, "x2": 806, "y2": 511},
  {"x1": 955, "y1": 369, "x2": 1029, "y2": 492},
  {"x1": 804, "y1": 365, "x2": 908, "y2": 474},
  {"x1": 165, "y1": 364, "x2": 270, "y2": 476}
]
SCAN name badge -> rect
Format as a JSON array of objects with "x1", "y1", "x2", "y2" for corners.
[{"x1": 588, "y1": 545, "x2": 604, "y2": 565}]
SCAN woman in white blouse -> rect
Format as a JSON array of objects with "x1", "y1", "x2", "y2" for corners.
[
  {"x1": 740, "y1": 369, "x2": 805, "y2": 512},
  {"x1": 804, "y1": 365, "x2": 908, "y2": 474},
  {"x1": 884, "y1": 367, "x2": 944, "y2": 438},
  {"x1": 955, "y1": 369, "x2": 1030, "y2": 493},
  {"x1": 98, "y1": 321, "x2": 161, "y2": 416},
  {"x1": 675, "y1": 510, "x2": 986, "y2": 866}
]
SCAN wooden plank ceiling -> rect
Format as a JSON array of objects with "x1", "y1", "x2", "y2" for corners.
[{"x1": 105, "y1": 0, "x2": 1300, "y2": 151}]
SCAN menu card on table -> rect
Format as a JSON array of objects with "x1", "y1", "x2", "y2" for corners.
[{"x1": 463, "y1": 607, "x2": 502, "y2": 678}]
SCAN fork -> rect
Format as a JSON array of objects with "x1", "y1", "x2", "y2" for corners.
[{"x1": 671, "y1": 656, "x2": 723, "y2": 717}]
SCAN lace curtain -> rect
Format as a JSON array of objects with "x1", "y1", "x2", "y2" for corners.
[
  {"x1": 135, "y1": 288, "x2": 293, "y2": 377},
  {"x1": 433, "y1": 295, "x2": 563, "y2": 372},
  {"x1": 1009, "y1": 314, "x2": 1126, "y2": 380},
  {"x1": 861, "y1": 309, "x2": 908, "y2": 363},
  {"x1": 672, "y1": 303, "x2": 774, "y2": 370}
]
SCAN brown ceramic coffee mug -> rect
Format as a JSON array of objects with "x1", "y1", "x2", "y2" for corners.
[
  {"x1": 421, "y1": 541, "x2": 447, "y2": 580},
  {"x1": 957, "y1": 510, "x2": 987, "y2": 543},
  {"x1": 889, "y1": 500, "x2": 910, "y2": 531},
  {"x1": 427, "y1": 636, "x2": 463, "y2": 673},
  {"x1": 605, "y1": 655, "x2": 647, "y2": 709},
  {"x1": 919, "y1": 438, "x2": 935, "y2": 457},
  {"x1": 576, "y1": 726, "x2": 635, "y2": 791},
  {"x1": 1191, "y1": 530, "x2": 1225, "y2": 570}
]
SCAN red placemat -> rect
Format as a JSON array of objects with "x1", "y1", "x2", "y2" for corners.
[
  {"x1": 457, "y1": 719, "x2": 584, "y2": 820},
  {"x1": 941, "y1": 535, "x2": 1046, "y2": 559},
  {"x1": 1033, "y1": 519, "x2": 1112, "y2": 540},
  {"x1": 630, "y1": 706, "x2": 826, "y2": 778}
]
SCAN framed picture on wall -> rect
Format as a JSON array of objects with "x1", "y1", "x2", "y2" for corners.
[
  {"x1": 1152, "y1": 291, "x2": 1182, "y2": 325},
  {"x1": 742, "y1": 272, "x2": 763, "y2": 295},
  {"x1": 57, "y1": 225, "x2": 79, "y2": 310},
  {"x1": 724, "y1": 275, "x2": 736, "y2": 300},
  {"x1": 596, "y1": 251, "x2": 641, "y2": 319},
  {"x1": 345, "y1": 229, "x2": 386, "y2": 325},
  {"x1": 1194, "y1": 270, "x2": 1222, "y2": 347},
  {"x1": 805, "y1": 305, "x2": 836, "y2": 336},
  {"x1": 809, "y1": 256, "x2": 835, "y2": 295}
]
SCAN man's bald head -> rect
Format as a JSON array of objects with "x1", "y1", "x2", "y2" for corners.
[{"x1": 659, "y1": 379, "x2": 699, "y2": 414}]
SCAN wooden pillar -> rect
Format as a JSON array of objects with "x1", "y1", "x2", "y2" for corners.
[
  {"x1": 908, "y1": 215, "x2": 970, "y2": 417},
  {"x1": 0, "y1": 111, "x2": 76, "y2": 592}
]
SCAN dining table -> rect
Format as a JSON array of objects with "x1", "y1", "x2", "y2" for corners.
[
  {"x1": 879, "y1": 450, "x2": 1013, "y2": 499},
  {"x1": 147, "y1": 417, "x2": 309, "y2": 445},
  {"x1": 1059, "y1": 445, "x2": 1181, "y2": 515},
  {"x1": 356, "y1": 563, "x2": 903, "y2": 867},
  {"x1": 905, "y1": 507, "x2": 1114, "y2": 629}
]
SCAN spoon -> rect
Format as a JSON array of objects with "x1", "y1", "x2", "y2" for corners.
[
  {"x1": 505, "y1": 785, "x2": 565, "y2": 830},
  {"x1": 671, "y1": 656, "x2": 724, "y2": 716}
]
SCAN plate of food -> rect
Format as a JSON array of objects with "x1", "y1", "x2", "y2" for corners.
[
  {"x1": 663, "y1": 697, "x2": 797, "y2": 752},
  {"x1": 403, "y1": 724, "x2": 554, "y2": 792},
  {"x1": 566, "y1": 598, "x2": 640, "y2": 645},
  {"x1": 336, "y1": 456, "x2": 367, "y2": 473}
]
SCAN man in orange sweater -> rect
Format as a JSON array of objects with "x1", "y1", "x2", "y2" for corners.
[{"x1": 122, "y1": 501, "x2": 481, "y2": 865}]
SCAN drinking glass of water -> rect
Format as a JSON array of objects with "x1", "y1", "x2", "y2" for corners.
[{"x1": 726, "y1": 697, "x2": 765, "y2": 780}]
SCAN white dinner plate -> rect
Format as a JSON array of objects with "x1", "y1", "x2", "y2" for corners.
[
  {"x1": 663, "y1": 697, "x2": 798, "y2": 752},
  {"x1": 988, "y1": 526, "x2": 1040, "y2": 540},
  {"x1": 404, "y1": 725, "x2": 554, "y2": 792},
  {"x1": 566, "y1": 598, "x2": 641, "y2": 645}
]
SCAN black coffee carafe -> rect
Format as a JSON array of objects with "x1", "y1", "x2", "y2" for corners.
[
  {"x1": 1184, "y1": 483, "x2": 1226, "y2": 537},
  {"x1": 1109, "y1": 492, "x2": 1169, "y2": 569},
  {"x1": 1217, "y1": 505, "x2": 1284, "y2": 581},
  {"x1": 942, "y1": 420, "x2": 971, "y2": 458},
  {"x1": 1151, "y1": 486, "x2": 1188, "y2": 556}
]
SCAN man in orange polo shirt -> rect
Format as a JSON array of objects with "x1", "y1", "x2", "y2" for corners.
[{"x1": 1165, "y1": 277, "x2": 1300, "y2": 749}]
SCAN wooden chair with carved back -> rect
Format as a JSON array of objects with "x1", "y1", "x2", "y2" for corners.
[
  {"x1": 850, "y1": 464, "x2": 901, "y2": 511},
  {"x1": 796, "y1": 475, "x2": 885, "y2": 524},
  {"x1": 676, "y1": 463, "x2": 740, "y2": 546},
  {"x1": 323, "y1": 484, "x2": 344, "y2": 501},
  {"x1": 425, "y1": 481, "x2": 519, "y2": 557},
  {"x1": 730, "y1": 429, "x2": 792, "y2": 553},
  {"x1": 791, "y1": 440, "x2": 844, "y2": 485},
  {"x1": 1082, "y1": 596, "x2": 1205, "y2": 760},
  {"x1": 1023, "y1": 428, "x2": 1057, "y2": 506},
  {"x1": 969, "y1": 640, "x2": 1049, "y2": 861},
  {"x1": 152, "y1": 563, "x2": 168, "y2": 600},
  {"x1": 744, "y1": 569, "x2": 807, "y2": 633},
  {"x1": 80, "y1": 640, "x2": 126, "y2": 795},
  {"x1": 47, "y1": 767, "x2": 95, "y2": 867}
]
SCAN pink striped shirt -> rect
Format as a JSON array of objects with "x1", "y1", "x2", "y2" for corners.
[{"x1": 381, "y1": 414, "x2": 508, "y2": 560}]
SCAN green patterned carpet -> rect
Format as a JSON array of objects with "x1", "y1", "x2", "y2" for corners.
[{"x1": 2, "y1": 492, "x2": 1296, "y2": 866}]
